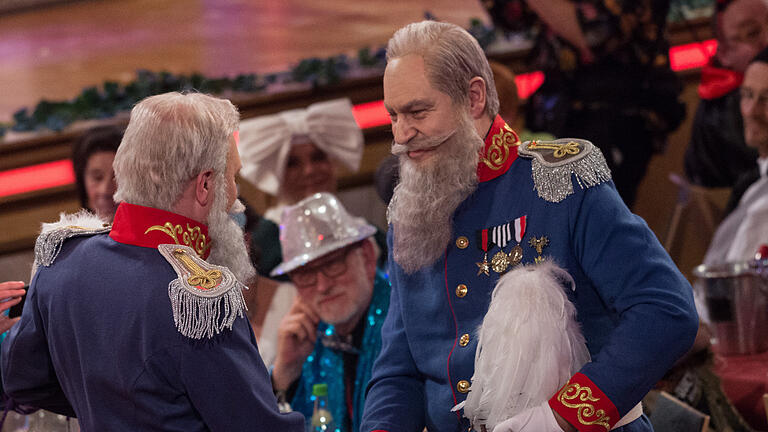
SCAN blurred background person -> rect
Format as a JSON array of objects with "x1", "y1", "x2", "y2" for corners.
[
  {"x1": 268, "y1": 192, "x2": 389, "y2": 432},
  {"x1": 705, "y1": 47, "x2": 768, "y2": 265},
  {"x1": 238, "y1": 98, "x2": 369, "y2": 276},
  {"x1": 684, "y1": 0, "x2": 768, "y2": 188},
  {"x1": 489, "y1": 60, "x2": 555, "y2": 142},
  {"x1": 71, "y1": 125, "x2": 123, "y2": 221},
  {"x1": 484, "y1": 0, "x2": 686, "y2": 208}
]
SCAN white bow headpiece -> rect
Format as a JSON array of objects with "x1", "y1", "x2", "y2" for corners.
[{"x1": 238, "y1": 98, "x2": 364, "y2": 195}]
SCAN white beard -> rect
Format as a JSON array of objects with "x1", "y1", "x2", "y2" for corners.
[
  {"x1": 206, "y1": 175, "x2": 256, "y2": 284},
  {"x1": 388, "y1": 111, "x2": 484, "y2": 274}
]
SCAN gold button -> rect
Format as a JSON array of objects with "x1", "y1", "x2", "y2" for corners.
[
  {"x1": 456, "y1": 284, "x2": 467, "y2": 298},
  {"x1": 459, "y1": 333, "x2": 470, "y2": 347},
  {"x1": 455, "y1": 236, "x2": 469, "y2": 249},
  {"x1": 457, "y1": 380, "x2": 470, "y2": 393}
]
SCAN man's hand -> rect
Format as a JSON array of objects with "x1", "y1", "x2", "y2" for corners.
[
  {"x1": 491, "y1": 401, "x2": 575, "y2": 432},
  {"x1": 0, "y1": 281, "x2": 26, "y2": 334},
  {"x1": 271, "y1": 296, "x2": 319, "y2": 391}
]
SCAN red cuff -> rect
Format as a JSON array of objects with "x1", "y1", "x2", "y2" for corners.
[{"x1": 548, "y1": 372, "x2": 618, "y2": 432}]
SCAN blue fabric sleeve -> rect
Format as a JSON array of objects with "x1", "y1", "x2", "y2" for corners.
[
  {"x1": 179, "y1": 317, "x2": 305, "y2": 431},
  {"x1": 569, "y1": 182, "x2": 699, "y2": 415},
  {"x1": 1, "y1": 271, "x2": 75, "y2": 417},
  {"x1": 360, "y1": 231, "x2": 426, "y2": 432}
]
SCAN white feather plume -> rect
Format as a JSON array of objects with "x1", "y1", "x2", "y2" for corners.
[
  {"x1": 31, "y1": 210, "x2": 108, "y2": 279},
  {"x1": 460, "y1": 260, "x2": 591, "y2": 430}
]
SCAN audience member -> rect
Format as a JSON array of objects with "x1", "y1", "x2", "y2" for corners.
[
  {"x1": 269, "y1": 192, "x2": 388, "y2": 432},
  {"x1": 1, "y1": 92, "x2": 304, "y2": 431},
  {"x1": 489, "y1": 61, "x2": 554, "y2": 143},
  {"x1": 485, "y1": 0, "x2": 686, "y2": 208},
  {"x1": 705, "y1": 48, "x2": 768, "y2": 264},
  {"x1": 238, "y1": 98, "x2": 367, "y2": 276},
  {"x1": 238, "y1": 100, "x2": 387, "y2": 368},
  {"x1": 684, "y1": 0, "x2": 767, "y2": 188},
  {"x1": 71, "y1": 125, "x2": 123, "y2": 220},
  {"x1": 0, "y1": 281, "x2": 26, "y2": 336},
  {"x1": 238, "y1": 99, "x2": 363, "y2": 222},
  {"x1": 237, "y1": 201, "x2": 297, "y2": 366}
]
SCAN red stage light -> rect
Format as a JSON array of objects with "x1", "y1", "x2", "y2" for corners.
[
  {"x1": 0, "y1": 159, "x2": 75, "y2": 198},
  {"x1": 670, "y1": 39, "x2": 717, "y2": 71}
]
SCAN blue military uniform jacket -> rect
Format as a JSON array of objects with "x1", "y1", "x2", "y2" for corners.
[
  {"x1": 1, "y1": 203, "x2": 304, "y2": 431},
  {"x1": 361, "y1": 116, "x2": 698, "y2": 432}
]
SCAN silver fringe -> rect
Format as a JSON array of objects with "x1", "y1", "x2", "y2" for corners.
[
  {"x1": 159, "y1": 244, "x2": 248, "y2": 340},
  {"x1": 35, "y1": 224, "x2": 110, "y2": 267},
  {"x1": 168, "y1": 279, "x2": 247, "y2": 340},
  {"x1": 521, "y1": 140, "x2": 612, "y2": 203}
]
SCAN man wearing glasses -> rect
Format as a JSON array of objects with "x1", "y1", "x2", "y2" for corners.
[{"x1": 268, "y1": 192, "x2": 390, "y2": 432}]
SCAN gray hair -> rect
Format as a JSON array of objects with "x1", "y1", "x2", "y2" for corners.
[
  {"x1": 387, "y1": 20, "x2": 499, "y2": 118},
  {"x1": 113, "y1": 92, "x2": 239, "y2": 210}
]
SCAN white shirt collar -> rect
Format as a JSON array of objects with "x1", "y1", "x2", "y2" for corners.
[{"x1": 758, "y1": 157, "x2": 768, "y2": 178}]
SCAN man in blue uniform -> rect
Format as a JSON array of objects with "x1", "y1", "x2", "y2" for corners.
[
  {"x1": 1, "y1": 92, "x2": 304, "y2": 431},
  {"x1": 360, "y1": 21, "x2": 699, "y2": 432},
  {"x1": 269, "y1": 192, "x2": 390, "y2": 432}
]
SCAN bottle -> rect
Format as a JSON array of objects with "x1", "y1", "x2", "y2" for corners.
[{"x1": 310, "y1": 383, "x2": 336, "y2": 432}]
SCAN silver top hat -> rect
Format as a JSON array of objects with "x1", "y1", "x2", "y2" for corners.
[{"x1": 271, "y1": 192, "x2": 377, "y2": 277}]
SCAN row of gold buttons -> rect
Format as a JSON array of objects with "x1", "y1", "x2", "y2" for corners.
[{"x1": 456, "y1": 236, "x2": 471, "y2": 393}]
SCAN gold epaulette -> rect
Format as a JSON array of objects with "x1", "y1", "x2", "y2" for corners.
[
  {"x1": 158, "y1": 244, "x2": 247, "y2": 339},
  {"x1": 518, "y1": 138, "x2": 612, "y2": 203}
]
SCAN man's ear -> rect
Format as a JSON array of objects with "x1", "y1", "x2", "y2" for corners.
[
  {"x1": 468, "y1": 76, "x2": 487, "y2": 120},
  {"x1": 195, "y1": 170, "x2": 215, "y2": 207}
]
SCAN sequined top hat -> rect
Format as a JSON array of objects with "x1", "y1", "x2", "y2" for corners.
[{"x1": 271, "y1": 192, "x2": 376, "y2": 277}]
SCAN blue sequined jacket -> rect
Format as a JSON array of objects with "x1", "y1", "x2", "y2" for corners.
[{"x1": 291, "y1": 270, "x2": 390, "y2": 432}]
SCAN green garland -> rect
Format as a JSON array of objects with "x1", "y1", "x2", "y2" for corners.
[
  {"x1": 0, "y1": 1, "x2": 712, "y2": 139},
  {"x1": 0, "y1": 0, "x2": 711, "y2": 140},
  {"x1": 3, "y1": 49, "x2": 386, "y2": 136},
  {"x1": 0, "y1": 15, "x2": 496, "y2": 138}
]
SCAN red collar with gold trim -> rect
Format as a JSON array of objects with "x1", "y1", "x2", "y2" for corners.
[
  {"x1": 477, "y1": 115, "x2": 521, "y2": 183},
  {"x1": 109, "y1": 202, "x2": 212, "y2": 259}
]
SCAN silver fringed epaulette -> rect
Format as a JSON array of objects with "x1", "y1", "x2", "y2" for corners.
[
  {"x1": 34, "y1": 210, "x2": 111, "y2": 268},
  {"x1": 158, "y1": 244, "x2": 247, "y2": 340},
  {"x1": 518, "y1": 138, "x2": 612, "y2": 203}
]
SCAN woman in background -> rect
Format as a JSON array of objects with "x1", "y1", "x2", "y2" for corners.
[{"x1": 72, "y1": 125, "x2": 123, "y2": 221}]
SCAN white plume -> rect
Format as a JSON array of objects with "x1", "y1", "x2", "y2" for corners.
[
  {"x1": 460, "y1": 260, "x2": 591, "y2": 431},
  {"x1": 31, "y1": 210, "x2": 107, "y2": 279}
]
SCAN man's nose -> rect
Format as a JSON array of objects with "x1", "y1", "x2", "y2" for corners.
[
  {"x1": 314, "y1": 271, "x2": 334, "y2": 293},
  {"x1": 744, "y1": 98, "x2": 760, "y2": 118},
  {"x1": 392, "y1": 117, "x2": 417, "y2": 145}
]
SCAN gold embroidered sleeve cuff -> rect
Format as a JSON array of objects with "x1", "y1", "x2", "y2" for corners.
[{"x1": 548, "y1": 372, "x2": 618, "y2": 432}]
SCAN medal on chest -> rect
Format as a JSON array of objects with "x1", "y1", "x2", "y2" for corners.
[{"x1": 477, "y1": 216, "x2": 527, "y2": 276}]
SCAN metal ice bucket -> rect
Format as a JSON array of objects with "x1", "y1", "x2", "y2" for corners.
[{"x1": 693, "y1": 259, "x2": 768, "y2": 355}]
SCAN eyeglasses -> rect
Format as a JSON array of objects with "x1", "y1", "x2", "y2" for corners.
[{"x1": 289, "y1": 245, "x2": 356, "y2": 288}]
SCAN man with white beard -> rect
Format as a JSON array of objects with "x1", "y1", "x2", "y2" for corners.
[
  {"x1": 361, "y1": 21, "x2": 699, "y2": 432},
  {"x1": 1, "y1": 92, "x2": 304, "y2": 431}
]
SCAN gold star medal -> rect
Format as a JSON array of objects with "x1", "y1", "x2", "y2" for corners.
[{"x1": 476, "y1": 228, "x2": 492, "y2": 276}]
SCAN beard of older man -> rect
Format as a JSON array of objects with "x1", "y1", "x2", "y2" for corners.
[
  {"x1": 388, "y1": 109, "x2": 484, "y2": 274},
  {"x1": 206, "y1": 173, "x2": 256, "y2": 284}
]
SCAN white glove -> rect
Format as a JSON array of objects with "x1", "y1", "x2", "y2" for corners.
[{"x1": 491, "y1": 401, "x2": 564, "y2": 432}]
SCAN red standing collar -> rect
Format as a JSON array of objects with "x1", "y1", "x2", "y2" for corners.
[
  {"x1": 109, "y1": 202, "x2": 212, "y2": 259},
  {"x1": 477, "y1": 115, "x2": 521, "y2": 183}
]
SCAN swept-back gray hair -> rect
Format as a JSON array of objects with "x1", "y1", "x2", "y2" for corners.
[
  {"x1": 113, "y1": 92, "x2": 239, "y2": 210},
  {"x1": 387, "y1": 20, "x2": 499, "y2": 118}
]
